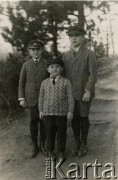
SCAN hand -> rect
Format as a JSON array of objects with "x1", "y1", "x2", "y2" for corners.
[
  {"x1": 40, "y1": 112, "x2": 43, "y2": 120},
  {"x1": 67, "y1": 112, "x2": 73, "y2": 120},
  {"x1": 20, "y1": 99, "x2": 26, "y2": 107},
  {"x1": 82, "y1": 91, "x2": 91, "y2": 102}
]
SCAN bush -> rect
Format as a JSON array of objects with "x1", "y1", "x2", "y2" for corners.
[{"x1": 0, "y1": 54, "x2": 24, "y2": 114}]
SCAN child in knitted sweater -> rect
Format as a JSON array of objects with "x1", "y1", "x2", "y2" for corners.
[{"x1": 38, "y1": 56, "x2": 74, "y2": 160}]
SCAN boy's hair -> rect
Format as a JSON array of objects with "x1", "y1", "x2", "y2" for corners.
[{"x1": 47, "y1": 55, "x2": 64, "y2": 67}]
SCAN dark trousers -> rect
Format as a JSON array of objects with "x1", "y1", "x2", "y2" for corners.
[
  {"x1": 71, "y1": 100, "x2": 91, "y2": 145},
  {"x1": 27, "y1": 105, "x2": 46, "y2": 147},
  {"x1": 43, "y1": 116, "x2": 67, "y2": 153},
  {"x1": 72, "y1": 115, "x2": 89, "y2": 145}
]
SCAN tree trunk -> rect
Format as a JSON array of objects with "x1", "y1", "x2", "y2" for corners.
[
  {"x1": 53, "y1": 21, "x2": 58, "y2": 55},
  {"x1": 77, "y1": 1, "x2": 85, "y2": 28},
  {"x1": 106, "y1": 26, "x2": 109, "y2": 58},
  {"x1": 109, "y1": 14, "x2": 115, "y2": 55}
]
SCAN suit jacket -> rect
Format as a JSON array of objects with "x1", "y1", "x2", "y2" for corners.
[
  {"x1": 18, "y1": 57, "x2": 48, "y2": 106},
  {"x1": 62, "y1": 46, "x2": 97, "y2": 100}
]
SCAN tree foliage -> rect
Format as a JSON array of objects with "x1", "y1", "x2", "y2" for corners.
[
  {"x1": 2, "y1": 1, "x2": 72, "y2": 55},
  {"x1": 0, "y1": 54, "x2": 23, "y2": 112}
]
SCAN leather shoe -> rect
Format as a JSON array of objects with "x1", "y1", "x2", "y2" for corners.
[
  {"x1": 78, "y1": 145, "x2": 88, "y2": 157},
  {"x1": 71, "y1": 149, "x2": 78, "y2": 157},
  {"x1": 41, "y1": 145, "x2": 47, "y2": 156},
  {"x1": 47, "y1": 152, "x2": 55, "y2": 159},
  {"x1": 58, "y1": 152, "x2": 66, "y2": 161},
  {"x1": 30, "y1": 146, "x2": 39, "y2": 159},
  {"x1": 71, "y1": 139, "x2": 80, "y2": 157}
]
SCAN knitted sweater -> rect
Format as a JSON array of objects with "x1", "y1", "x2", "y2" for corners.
[{"x1": 38, "y1": 76, "x2": 74, "y2": 116}]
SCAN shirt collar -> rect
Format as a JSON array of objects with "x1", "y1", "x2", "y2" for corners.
[
  {"x1": 33, "y1": 58, "x2": 40, "y2": 62},
  {"x1": 72, "y1": 45, "x2": 81, "y2": 52},
  {"x1": 50, "y1": 75, "x2": 60, "y2": 81}
]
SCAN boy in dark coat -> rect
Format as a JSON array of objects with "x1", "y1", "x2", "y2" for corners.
[
  {"x1": 18, "y1": 39, "x2": 48, "y2": 158},
  {"x1": 63, "y1": 26, "x2": 97, "y2": 157}
]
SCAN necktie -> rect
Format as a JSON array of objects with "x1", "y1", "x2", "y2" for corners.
[
  {"x1": 34, "y1": 60, "x2": 38, "y2": 67},
  {"x1": 51, "y1": 77, "x2": 56, "y2": 85},
  {"x1": 73, "y1": 49, "x2": 77, "y2": 56}
]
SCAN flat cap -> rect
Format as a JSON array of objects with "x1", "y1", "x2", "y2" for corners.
[
  {"x1": 68, "y1": 26, "x2": 86, "y2": 36},
  {"x1": 47, "y1": 55, "x2": 64, "y2": 67},
  {"x1": 28, "y1": 39, "x2": 44, "y2": 49}
]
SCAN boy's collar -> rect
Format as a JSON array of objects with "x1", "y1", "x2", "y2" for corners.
[
  {"x1": 50, "y1": 75, "x2": 61, "y2": 79},
  {"x1": 72, "y1": 45, "x2": 81, "y2": 52},
  {"x1": 33, "y1": 57, "x2": 40, "y2": 62}
]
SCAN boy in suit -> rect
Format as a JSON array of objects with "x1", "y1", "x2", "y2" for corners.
[
  {"x1": 63, "y1": 26, "x2": 97, "y2": 157},
  {"x1": 18, "y1": 39, "x2": 48, "y2": 158},
  {"x1": 38, "y1": 56, "x2": 74, "y2": 160}
]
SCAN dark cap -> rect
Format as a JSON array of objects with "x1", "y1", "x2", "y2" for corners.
[
  {"x1": 47, "y1": 56, "x2": 64, "y2": 67},
  {"x1": 28, "y1": 39, "x2": 44, "y2": 49},
  {"x1": 68, "y1": 26, "x2": 86, "y2": 36}
]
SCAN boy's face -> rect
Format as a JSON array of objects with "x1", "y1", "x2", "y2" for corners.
[
  {"x1": 29, "y1": 47, "x2": 42, "y2": 59},
  {"x1": 47, "y1": 64, "x2": 63, "y2": 77},
  {"x1": 69, "y1": 34, "x2": 83, "y2": 48}
]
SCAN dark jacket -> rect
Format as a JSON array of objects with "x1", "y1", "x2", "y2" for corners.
[
  {"x1": 62, "y1": 46, "x2": 97, "y2": 100},
  {"x1": 18, "y1": 57, "x2": 48, "y2": 106}
]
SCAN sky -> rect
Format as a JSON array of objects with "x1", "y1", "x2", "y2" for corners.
[
  {"x1": 0, "y1": 1, "x2": 118, "y2": 60},
  {"x1": 0, "y1": 13, "x2": 13, "y2": 60}
]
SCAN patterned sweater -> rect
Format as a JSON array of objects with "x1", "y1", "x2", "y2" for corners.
[{"x1": 38, "y1": 76, "x2": 74, "y2": 116}]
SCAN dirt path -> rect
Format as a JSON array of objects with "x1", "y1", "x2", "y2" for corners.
[{"x1": 0, "y1": 72, "x2": 118, "y2": 180}]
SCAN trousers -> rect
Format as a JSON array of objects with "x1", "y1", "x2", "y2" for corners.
[
  {"x1": 27, "y1": 105, "x2": 46, "y2": 147},
  {"x1": 43, "y1": 116, "x2": 67, "y2": 153},
  {"x1": 71, "y1": 100, "x2": 91, "y2": 145}
]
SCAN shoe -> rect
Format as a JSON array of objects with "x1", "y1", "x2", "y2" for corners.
[
  {"x1": 78, "y1": 144, "x2": 88, "y2": 157},
  {"x1": 71, "y1": 138, "x2": 81, "y2": 157},
  {"x1": 71, "y1": 149, "x2": 78, "y2": 157},
  {"x1": 41, "y1": 145, "x2": 47, "y2": 156},
  {"x1": 30, "y1": 146, "x2": 39, "y2": 159},
  {"x1": 58, "y1": 152, "x2": 66, "y2": 161},
  {"x1": 47, "y1": 152, "x2": 55, "y2": 159}
]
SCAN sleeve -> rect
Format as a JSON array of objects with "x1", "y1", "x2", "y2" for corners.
[
  {"x1": 18, "y1": 63, "x2": 26, "y2": 100},
  {"x1": 85, "y1": 51, "x2": 97, "y2": 92},
  {"x1": 18, "y1": 98, "x2": 25, "y2": 101},
  {"x1": 38, "y1": 81, "x2": 44, "y2": 112},
  {"x1": 66, "y1": 79, "x2": 75, "y2": 113}
]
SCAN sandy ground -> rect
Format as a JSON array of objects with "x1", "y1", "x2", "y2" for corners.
[{"x1": 0, "y1": 72, "x2": 118, "y2": 180}]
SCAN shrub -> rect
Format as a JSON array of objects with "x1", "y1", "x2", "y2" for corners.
[{"x1": 0, "y1": 54, "x2": 24, "y2": 114}]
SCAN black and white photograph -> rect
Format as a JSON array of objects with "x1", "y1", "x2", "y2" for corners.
[{"x1": 0, "y1": 0, "x2": 118, "y2": 179}]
